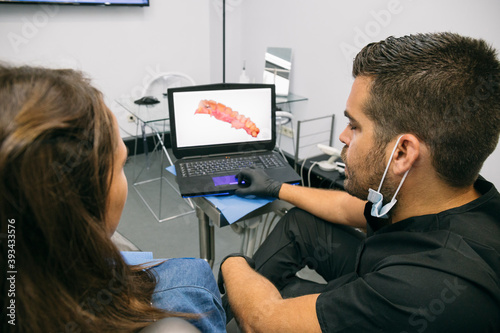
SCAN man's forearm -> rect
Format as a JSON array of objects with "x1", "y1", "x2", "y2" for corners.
[
  {"x1": 222, "y1": 257, "x2": 281, "y2": 331},
  {"x1": 222, "y1": 257, "x2": 321, "y2": 332},
  {"x1": 278, "y1": 183, "x2": 367, "y2": 228}
]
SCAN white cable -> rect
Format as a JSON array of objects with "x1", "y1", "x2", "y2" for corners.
[
  {"x1": 275, "y1": 111, "x2": 295, "y2": 162},
  {"x1": 277, "y1": 142, "x2": 287, "y2": 161},
  {"x1": 277, "y1": 123, "x2": 283, "y2": 148},
  {"x1": 289, "y1": 120, "x2": 296, "y2": 158},
  {"x1": 299, "y1": 143, "x2": 317, "y2": 185},
  {"x1": 300, "y1": 156, "x2": 308, "y2": 183},
  {"x1": 308, "y1": 161, "x2": 319, "y2": 187}
]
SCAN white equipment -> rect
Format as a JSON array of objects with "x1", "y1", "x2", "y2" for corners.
[{"x1": 316, "y1": 144, "x2": 345, "y2": 172}]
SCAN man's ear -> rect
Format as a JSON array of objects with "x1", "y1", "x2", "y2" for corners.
[{"x1": 391, "y1": 134, "x2": 420, "y2": 176}]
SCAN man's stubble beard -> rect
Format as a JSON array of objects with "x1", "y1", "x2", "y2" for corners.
[{"x1": 341, "y1": 144, "x2": 396, "y2": 203}]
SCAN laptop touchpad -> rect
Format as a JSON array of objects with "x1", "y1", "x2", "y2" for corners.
[{"x1": 213, "y1": 175, "x2": 239, "y2": 186}]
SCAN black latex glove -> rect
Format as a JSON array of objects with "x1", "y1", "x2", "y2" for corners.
[
  {"x1": 218, "y1": 253, "x2": 256, "y2": 294},
  {"x1": 234, "y1": 167, "x2": 283, "y2": 198}
]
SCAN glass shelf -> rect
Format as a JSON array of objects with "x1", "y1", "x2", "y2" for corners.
[
  {"x1": 276, "y1": 93, "x2": 308, "y2": 105},
  {"x1": 115, "y1": 96, "x2": 169, "y2": 124}
]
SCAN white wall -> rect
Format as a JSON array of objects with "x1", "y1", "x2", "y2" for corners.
[
  {"x1": 0, "y1": 0, "x2": 211, "y2": 137},
  {"x1": 220, "y1": 0, "x2": 500, "y2": 188},
  {"x1": 0, "y1": 0, "x2": 499, "y2": 187}
]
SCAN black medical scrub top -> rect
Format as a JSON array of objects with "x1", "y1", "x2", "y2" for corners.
[{"x1": 316, "y1": 177, "x2": 500, "y2": 333}]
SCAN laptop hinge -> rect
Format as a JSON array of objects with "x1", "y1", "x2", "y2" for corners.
[
  {"x1": 207, "y1": 150, "x2": 268, "y2": 157},
  {"x1": 180, "y1": 150, "x2": 268, "y2": 160}
]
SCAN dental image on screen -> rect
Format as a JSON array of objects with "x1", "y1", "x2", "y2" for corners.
[{"x1": 172, "y1": 88, "x2": 273, "y2": 148}]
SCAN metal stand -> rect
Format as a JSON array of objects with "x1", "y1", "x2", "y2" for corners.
[
  {"x1": 192, "y1": 197, "x2": 293, "y2": 267},
  {"x1": 132, "y1": 118, "x2": 194, "y2": 223},
  {"x1": 295, "y1": 114, "x2": 336, "y2": 169}
]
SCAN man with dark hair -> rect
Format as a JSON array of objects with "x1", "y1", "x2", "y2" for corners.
[{"x1": 219, "y1": 33, "x2": 500, "y2": 332}]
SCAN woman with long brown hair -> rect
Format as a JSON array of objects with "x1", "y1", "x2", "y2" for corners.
[{"x1": 0, "y1": 65, "x2": 225, "y2": 332}]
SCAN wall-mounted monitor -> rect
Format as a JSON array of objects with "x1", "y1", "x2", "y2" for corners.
[{"x1": 0, "y1": 0, "x2": 149, "y2": 6}]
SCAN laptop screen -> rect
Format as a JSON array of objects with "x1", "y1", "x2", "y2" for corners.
[{"x1": 168, "y1": 83, "x2": 276, "y2": 159}]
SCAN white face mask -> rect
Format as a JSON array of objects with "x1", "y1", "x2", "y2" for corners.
[{"x1": 367, "y1": 135, "x2": 410, "y2": 219}]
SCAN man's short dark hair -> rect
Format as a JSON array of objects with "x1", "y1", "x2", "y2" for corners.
[{"x1": 353, "y1": 32, "x2": 500, "y2": 187}]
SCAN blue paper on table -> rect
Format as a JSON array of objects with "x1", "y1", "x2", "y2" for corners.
[
  {"x1": 166, "y1": 165, "x2": 274, "y2": 224},
  {"x1": 121, "y1": 251, "x2": 163, "y2": 265},
  {"x1": 205, "y1": 194, "x2": 274, "y2": 223}
]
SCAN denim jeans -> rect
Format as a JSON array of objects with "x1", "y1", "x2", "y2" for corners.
[{"x1": 149, "y1": 258, "x2": 226, "y2": 332}]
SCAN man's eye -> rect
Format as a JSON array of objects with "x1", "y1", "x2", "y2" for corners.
[{"x1": 349, "y1": 123, "x2": 357, "y2": 130}]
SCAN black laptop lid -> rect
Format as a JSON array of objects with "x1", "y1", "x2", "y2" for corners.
[{"x1": 168, "y1": 83, "x2": 277, "y2": 159}]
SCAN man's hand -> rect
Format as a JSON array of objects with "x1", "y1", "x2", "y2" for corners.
[{"x1": 235, "y1": 168, "x2": 283, "y2": 198}]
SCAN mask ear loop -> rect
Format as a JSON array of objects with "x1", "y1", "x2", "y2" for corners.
[
  {"x1": 389, "y1": 167, "x2": 410, "y2": 203},
  {"x1": 376, "y1": 135, "x2": 405, "y2": 192}
]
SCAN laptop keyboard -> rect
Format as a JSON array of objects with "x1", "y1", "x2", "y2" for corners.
[{"x1": 179, "y1": 153, "x2": 286, "y2": 177}]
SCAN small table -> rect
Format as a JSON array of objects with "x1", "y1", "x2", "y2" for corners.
[
  {"x1": 192, "y1": 197, "x2": 294, "y2": 267},
  {"x1": 115, "y1": 97, "x2": 171, "y2": 164},
  {"x1": 116, "y1": 97, "x2": 195, "y2": 223}
]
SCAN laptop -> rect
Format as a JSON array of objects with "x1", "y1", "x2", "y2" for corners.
[{"x1": 167, "y1": 83, "x2": 301, "y2": 197}]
